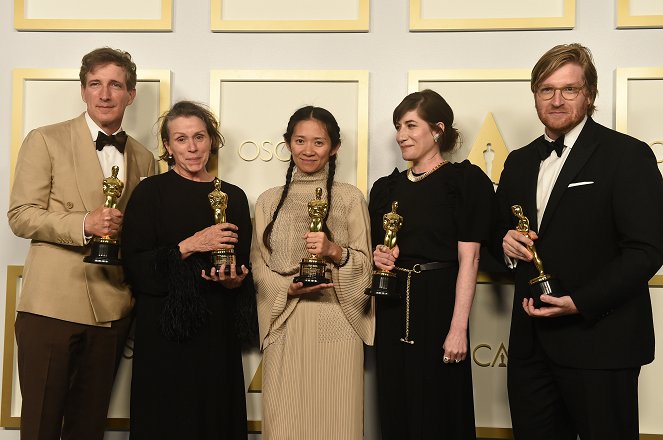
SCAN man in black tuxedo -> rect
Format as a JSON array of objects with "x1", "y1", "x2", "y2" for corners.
[{"x1": 496, "y1": 43, "x2": 663, "y2": 440}]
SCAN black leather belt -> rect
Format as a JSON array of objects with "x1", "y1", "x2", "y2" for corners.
[
  {"x1": 393, "y1": 260, "x2": 458, "y2": 345},
  {"x1": 410, "y1": 261, "x2": 457, "y2": 273}
]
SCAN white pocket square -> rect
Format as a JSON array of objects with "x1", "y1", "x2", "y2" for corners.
[
  {"x1": 568, "y1": 181, "x2": 594, "y2": 188},
  {"x1": 140, "y1": 176, "x2": 148, "y2": 181}
]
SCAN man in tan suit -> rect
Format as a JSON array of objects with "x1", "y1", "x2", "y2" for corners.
[{"x1": 8, "y1": 47, "x2": 155, "y2": 440}]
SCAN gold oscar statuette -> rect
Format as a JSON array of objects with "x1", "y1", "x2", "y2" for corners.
[
  {"x1": 209, "y1": 178, "x2": 236, "y2": 275},
  {"x1": 84, "y1": 165, "x2": 124, "y2": 265},
  {"x1": 365, "y1": 201, "x2": 403, "y2": 297},
  {"x1": 293, "y1": 187, "x2": 331, "y2": 286},
  {"x1": 511, "y1": 204, "x2": 562, "y2": 307}
]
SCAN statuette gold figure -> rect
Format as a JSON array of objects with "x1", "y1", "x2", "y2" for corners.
[
  {"x1": 365, "y1": 201, "x2": 403, "y2": 297},
  {"x1": 84, "y1": 166, "x2": 124, "y2": 265},
  {"x1": 209, "y1": 178, "x2": 235, "y2": 274},
  {"x1": 511, "y1": 204, "x2": 562, "y2": 307},
  {"x1": 294, "y1": 187, "x2": 331, "y2": 286}
]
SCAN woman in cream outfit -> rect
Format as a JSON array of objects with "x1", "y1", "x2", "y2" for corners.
[{"x1": 252, "y1": 106, "x2": 374, "y2": 439}]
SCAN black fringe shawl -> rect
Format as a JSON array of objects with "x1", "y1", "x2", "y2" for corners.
[{"x1": 155, "y1": 246, "x2": 259, "y2": 347}]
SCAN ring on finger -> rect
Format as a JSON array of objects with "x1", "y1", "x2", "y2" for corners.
[{"x1": 443, "y1": 356, "x2": 450, "y2": 363}]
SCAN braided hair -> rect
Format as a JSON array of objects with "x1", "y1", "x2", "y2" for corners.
[{"x1": 262, "y1": 106, "x2": 340, "y2": 252}]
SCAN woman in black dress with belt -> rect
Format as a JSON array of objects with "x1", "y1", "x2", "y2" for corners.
[{"x1": 370, "y1": 90, "x2": 496, "y2": 439}]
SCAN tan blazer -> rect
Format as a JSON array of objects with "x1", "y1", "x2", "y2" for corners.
[{"x1": 8, "y1": 113, "x2": 155, "y2": 326}]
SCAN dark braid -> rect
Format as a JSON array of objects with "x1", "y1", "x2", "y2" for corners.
[
  {"x1": 321, "y1": 154, "x2": 336, "y2": 241},
  {"x1": 262, "y1": 158, "x2": 296, "y2": 252}
]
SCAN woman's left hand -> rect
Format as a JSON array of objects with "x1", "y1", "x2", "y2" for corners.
[
  {"x1": 304, "y1": 231, "x2": 342, "y2": 262},
  {"x1": 201, "y1": 264, "x2": 249, "y2": 289},
  {"x1": 442, "y1": 327, "x2": 468, "y2": 364}
]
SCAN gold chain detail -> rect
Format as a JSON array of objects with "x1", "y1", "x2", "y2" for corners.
[{"x1": 393, "y1": 264, "x2": 422, "y2": 344}]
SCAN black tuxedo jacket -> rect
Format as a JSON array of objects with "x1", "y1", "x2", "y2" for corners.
[{"x1": 496, "y1": 117, "x2": 663, "y2": 369}]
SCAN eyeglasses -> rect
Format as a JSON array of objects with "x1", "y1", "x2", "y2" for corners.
[{"x1": 536, "y1": 84, "x2": 586, "y2": 100}]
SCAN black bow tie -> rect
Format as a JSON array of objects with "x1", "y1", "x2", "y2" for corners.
[
  {"x1": 537, "y1": 135, "x2": 565, "y2": 160},
  {"x1": 95, "y1": 131, "x2": 127, "y2": 153}
]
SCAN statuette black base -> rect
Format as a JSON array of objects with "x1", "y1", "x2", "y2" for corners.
[
  {"x1": 529, "y1": 275, "x2": 563, "y2": 308},
  {"x1": 294, "y1": 257, "x2": 330, "y2": 287},
  {"x1": 84, "y1": 238, "x2": 121, "y2": 265},
  {"x1": 212, "y1": 249, "x2": 236, "y2": 275},
  {"x1": 365, "y1": 270, "x2": 399, "y2": 298}
]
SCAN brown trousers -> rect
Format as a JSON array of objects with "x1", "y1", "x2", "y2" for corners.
[{"x1": 14, "y1": 312, "x2": 132, "y2": 440}]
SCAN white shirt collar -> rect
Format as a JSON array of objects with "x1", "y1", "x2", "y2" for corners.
[{"x1": 84, "y1": 112, "x2": 124, "y2": 141}]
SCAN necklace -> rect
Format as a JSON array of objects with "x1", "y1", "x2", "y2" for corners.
[{"x1": 407, "y1": 160, "x2": 448, "y2": 182}]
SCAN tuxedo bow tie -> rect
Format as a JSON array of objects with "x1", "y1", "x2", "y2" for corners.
[
  {"x1": 95, "y1": 131, "x2": 127, "y2": 153},
  {"x1": 537, "y1": 135, "x2": 565, "y2": 160}
]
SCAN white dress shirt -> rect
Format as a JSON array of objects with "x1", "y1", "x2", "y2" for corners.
[
  {"x1": 536, "y1": 116, "x2": 587, "y2": 227},
  {"x1": 505, "y1": 116, "x2": 588, "y2": 268},
  {"x1": 82, "y1": 112, "x2": 127, "y2": 241},
  {"x1": 84, "y1": 112, "x2": 126, "y2": 182}
]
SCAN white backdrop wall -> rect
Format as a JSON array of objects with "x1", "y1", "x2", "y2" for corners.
[{"x1": 1, "y1": 1, "x2": 662, "y2": 439}]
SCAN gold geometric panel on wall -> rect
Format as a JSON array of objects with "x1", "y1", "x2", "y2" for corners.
[
  {"x1": 211, "y1": 0, "x2": 369, "y2": 32},
  {"x1": 14, "y1": 0, "x2": 172, "y2": 31},
  {"x1": 410, "y1": 0, "x2": 575, "y2": 31},
  {"x1": 466, "y1": 113, "x2": 509, "y2": 185},
  {"x1": 409, "y1": 69, "x2": 542, "y2": 173},
  {"x1": 615, "y1": 67, "x2": 663, "y2": 180},
  {"x1": 209, "y1": 70, "x2": 369, "y2": 218},
  {"x1": 247, "y1": 361, "x2": 262, "y2": 392},
  {"x1": 616, "y1": 0, "x2": 663, "y2": 28},
  {"x1": 10, "y1": 68, "x2": 172, "y2": 191}
]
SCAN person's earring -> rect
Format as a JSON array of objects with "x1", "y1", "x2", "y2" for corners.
[{"x1": 433, "y1": 133, "x2": 440, "y2": 143}]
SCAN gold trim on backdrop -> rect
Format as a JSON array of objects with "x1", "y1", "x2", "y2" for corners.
[
  {"x1": 247, "y1": 420, "x2": 262, "y2": 434},
  {"x1": 409, "y1": 0, "x2": 574, "y2": 31},
  {"x1": 2, "y1": 266, "x2": 268, "y2": 431},
  {"x1": 651, "y1": 141, "x2": 663, "y2": 164},
  {"x1": 1, "y1": 266, "x2": 133, "y2": 429},
  {"x1": 475, "y1": 427, "x2": 513, "y2": 439},
  {"x1": 210, "y1": 0, "x2": 369, "y2": 32},
  {"x1": 242, "y1": 423, "x2": 663, "y2": 437},
  {"x1": 10, "y1": 68, "x2": 172, "y2": 191},
  {"x1": 617, "y1": 0, "x2": 663, "y2": 28},
  {"x1": 247, "y1": 361, "x2": 263, "y2": 392},
  {"x1": 1, "y1": 266, "x2": 21, "y2": 427},
  {"x1": 408, "y1": 69, "x2": 532, "y2": 94},
  {"x1": 14, "y1": 0, "x2": 172, "y2": 31},
  {"x1": 477, "y1": 272, "x2": 514, "y2": 285},
  {"x1": 467, "y1": 113, "x2": 510, "y2": 185},
  {"x1": 209, "y1": 70, "x2": 369, "y2": 196},
  {"x1": 408, "y1": 69, "x2": 531, "y2": 179},
  {"x1": 615, "y1": 67, "x2": 663, "y2": 133}
]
